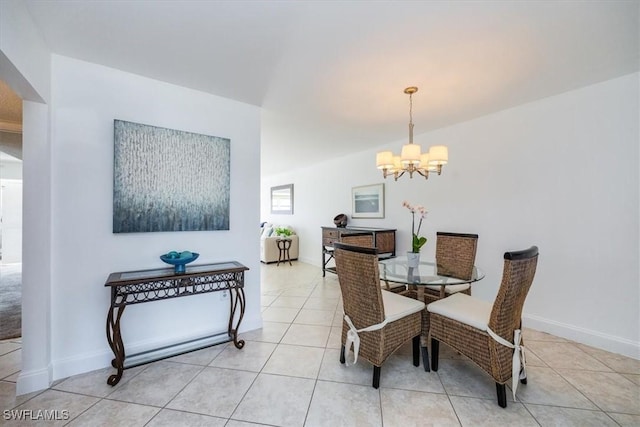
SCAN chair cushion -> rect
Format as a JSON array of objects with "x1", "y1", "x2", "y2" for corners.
[
  {"x1": 424, "y1": 283, "x2": 471, "y2": 294},
  {"x1": 381, "y1": 290, "x2": 425, "y2": 323},
  {"x1": 380, "y1": 280, "x2": 406, "y2": 291},
  {"x1": 426, "y1": 293, "x2": 492, "y2": 331}
]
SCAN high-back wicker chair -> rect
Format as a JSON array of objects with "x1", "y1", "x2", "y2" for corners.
[
  {"x1": 403, "y1": 232, "x2": 479, "y2": 371},
  {"x1": 334, "y1": 243, "x2": 425, "y2": 388},
  {"x1": 427, "y1": 246, "x2": 539, "y2": 408},
  {"x1": 341, "y1": 233, "x2": 406, "y2": 293},
  {"x1": 427, "y1": 231, "x2": 479, "y2": 297}
]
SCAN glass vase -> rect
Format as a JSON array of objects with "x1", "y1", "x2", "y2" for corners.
[{"x1": 407, "y1": 251, "x2": 420, "y2": 268}]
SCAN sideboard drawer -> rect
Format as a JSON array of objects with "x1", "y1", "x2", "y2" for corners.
[
  {"x1": 323, "y1": 237, "x2": 338, "y2": 247},
  {"x1": 322, "y1": 229, "x2": 339, "y2": 247},
  {"x1": 323, "y1": 229, "x2": 339, "y2": 239}
]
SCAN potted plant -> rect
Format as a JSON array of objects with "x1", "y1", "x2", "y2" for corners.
[
  {"x1": 275, "y1": 227, "x2": 292, "y2": 238},
  {"x1": 402, "y1": 201, "x2": 427, "y2": 267}
]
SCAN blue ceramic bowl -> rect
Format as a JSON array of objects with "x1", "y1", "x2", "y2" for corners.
[{"x1": 160, "y1": 251, "x2": 200, "y2": 274}]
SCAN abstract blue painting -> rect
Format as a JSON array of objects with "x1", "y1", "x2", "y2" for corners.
[{"x1": 113, "y1": 120, "x2": 230, "y2": 233}]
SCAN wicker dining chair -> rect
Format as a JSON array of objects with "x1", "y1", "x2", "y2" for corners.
[
  {"x1": 333, "y1": 242, "x2": 425, "y2": 388},
  {"x1": 428, "y1": 246, "x2": 539, "y2": 408},
  {"x1": 341, "y1": 233, "x2": 406, "y2": 293},
  {"x1": 428, "y1": 231, "x2": 479, "y2": 297},
  {"x1": 403, "y1": 232, "x2": 479, "y2": 371}
]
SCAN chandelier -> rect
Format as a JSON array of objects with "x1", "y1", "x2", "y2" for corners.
[{"x1": 376, "y1": 86, "x2": 448, "y2": 180}]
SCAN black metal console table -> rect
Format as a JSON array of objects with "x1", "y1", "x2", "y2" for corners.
[{"x1": 104, "y1": 261, "x2": 249, "y2": 386}]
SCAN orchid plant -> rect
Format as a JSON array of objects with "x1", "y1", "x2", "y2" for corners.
[{"x1": 402, "y1": 201, "x2": 428, "y2": 253}]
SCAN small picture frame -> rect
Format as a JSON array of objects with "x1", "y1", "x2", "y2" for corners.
[
  {"x1": 352, "y1": 183, "x2": 384, "y2": 218},
  {"x1": 270, "y1": 184, "x2": 294, "y2": 215}
]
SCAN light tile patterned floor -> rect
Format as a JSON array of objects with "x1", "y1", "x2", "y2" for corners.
[{"x1": 1, "y1": 261, "x2": 639, "y2": 426}]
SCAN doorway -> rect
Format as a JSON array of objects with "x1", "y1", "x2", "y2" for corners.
[{"x1": 0, "y1": 80, "x2": 23, "y2": 340}]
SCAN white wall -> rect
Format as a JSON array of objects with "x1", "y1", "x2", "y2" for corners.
[
  {"x1": 19, "y1": 100, "x2": 51, "y2": 395},
  {"x1": 49, "y1": 56, "x2": 262, "y2": 381},
  {"x1": 0, "y1": 0, "x2": 53, "y2": 395},
  {"x1": 0, "y1": 157, "x2": 22, "y2": 180},
  {"x1": 262, "y1": 73, "x2": 639, "y2": 359}
]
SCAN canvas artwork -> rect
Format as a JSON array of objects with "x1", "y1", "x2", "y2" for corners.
[
  {"x1": 113, "y1": 120, "x2": 230, "y2": 233},
  {"x1": 352, "y1": 183, "x2": 385, "y2": 218}
]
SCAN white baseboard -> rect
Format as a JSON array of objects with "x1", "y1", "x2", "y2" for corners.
[
  {"x1": 299, "y1": 256, "x2": 321, "y2": 267},
  {"x1": 523, "y1": 313, "x2": 640, "y2": 360},
  {"x1": 16, "y1": 365, "x2": 51, "y2": 396},
  {"x1": 286, "y1": 261, "x2": 640, "y2": 360},
  {"x1": 51, "y1": 315, "x2": 263, "y2": 382}
]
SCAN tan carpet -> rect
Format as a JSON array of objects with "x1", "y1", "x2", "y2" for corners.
[{"x1": 0, "y1": 263, "x2": 21, "y2": 340}]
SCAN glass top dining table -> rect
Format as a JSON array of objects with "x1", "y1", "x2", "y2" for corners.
[{"x1": 379, "y1": 256, "x2": 485, "y2": 296}]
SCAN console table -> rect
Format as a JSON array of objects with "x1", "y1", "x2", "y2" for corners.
[
  {"x1": 321, "y1": 226, "x2": 396, "y2": 276},
  {"x1": 104, "y1": 261, "x2": 248, "y2": 386}
]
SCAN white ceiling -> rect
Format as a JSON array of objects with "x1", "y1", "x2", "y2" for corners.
[{"x1": 24, "y1": 1, "x2": 639, "y2": 175}]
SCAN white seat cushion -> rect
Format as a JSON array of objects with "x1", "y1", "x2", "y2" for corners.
[
  {"x1": 381, "y1": 290, "x2": 425, "y2": 323},
  {"x1": 426, "y1": 293, "x2": 492, "y2": 331},
  {"x1": 380, "y1": 280, "x2": 406, "y2": 291},
  {"x1": 424, "y1": 283, "x2": 471, "y2": 294}
]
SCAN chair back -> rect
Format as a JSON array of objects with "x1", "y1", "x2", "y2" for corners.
[
  {"x1": 489, "y1": 246, "x2": 539, "y2": 339},
  {"x1": 435, "y1": 232, "x2": 479, "y2": 280},
  {"x1": 333, "y1": 243, "x2": 385, "y2": 328},
  {"x1": 340, "y1": 232, "x2": 374, "y2": 248}
]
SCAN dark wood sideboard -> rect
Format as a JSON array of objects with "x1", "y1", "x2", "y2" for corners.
[{"x1": 321, "y1": 226, "x2": 396, "y2": 276}]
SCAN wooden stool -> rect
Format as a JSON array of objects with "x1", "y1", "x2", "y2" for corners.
[{"x1": 276, "y1": 238, "x2": 292, "y2": 266}]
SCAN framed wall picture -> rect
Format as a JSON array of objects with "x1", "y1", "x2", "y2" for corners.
[
  {"x1": 352, "y1": 183, "x2": 384, "y2": 218},
  {"x1": 113, "y1": 120, "x2": 230, "y2": 233},
  {"x1": 271, "y1": 184, "x2": 294, "y2": 214}
]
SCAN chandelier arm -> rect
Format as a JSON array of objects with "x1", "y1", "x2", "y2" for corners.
[{"x1": 416, "y1": 169, "x2": 429, "y2": 180}]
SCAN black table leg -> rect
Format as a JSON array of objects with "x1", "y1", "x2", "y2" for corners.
[
  {"x1": 228, "y1": 286, "x2": 246, "y2": 349},
  {"x1": 106, "y1": 302, "x2": 126, "y2": 386}
]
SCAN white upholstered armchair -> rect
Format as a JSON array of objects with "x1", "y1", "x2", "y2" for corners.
[{"x1": 259, "y1": 224, "x2": 299, "y2": 263}]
